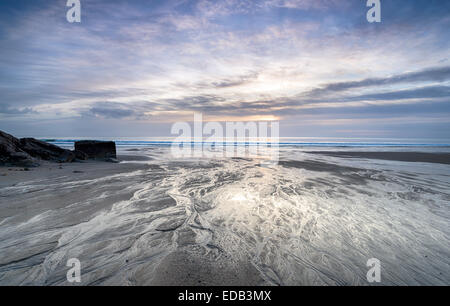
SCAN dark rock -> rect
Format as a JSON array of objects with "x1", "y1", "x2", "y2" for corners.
[
  {"x1": 74, "y1": 150, "x2": 89, "y2": 161},
  {"x1": 0, "y1": 130, "x2": 37, "y2": 167},
  {"x1": 59, "y1": 150, "x2": 76, "y2": 163},
  {"x1": 74, "y1": 141, "x2": 117, "y2": 160},
  {"x1": 19, "y1": 138, "x2": 75, "y2": 163},
  {"x1": 2, "y1": 130, "x2": 119, "y2": 167}
]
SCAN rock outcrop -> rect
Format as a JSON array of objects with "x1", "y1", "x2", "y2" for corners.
[
  {"x1": 74, "y1": 149, "x2": 89, "y2": 161},
  {"x1": 1, "y1": 130, "x2": 118, "y2": 167},
  {"x1": 19, "y1": 138, "x2": 76, "y2": 163},
  {"x1": 0, "y1": 131, "x2": 37, "y2": 167},
  {"x1": 74, "y1": 140, "x2": 117, "y2": 160}
]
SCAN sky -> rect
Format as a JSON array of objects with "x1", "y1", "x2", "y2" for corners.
[{"x1": 0, "y1": 0, "x2": 449, "y2": 139}]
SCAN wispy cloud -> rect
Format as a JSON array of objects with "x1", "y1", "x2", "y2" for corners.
[
  {"x1": 0, "y1": 0, "x2": 449, "y2": 137},
  {"x1": 305, "y1": 66, "x2": 450, "y2": 97}
]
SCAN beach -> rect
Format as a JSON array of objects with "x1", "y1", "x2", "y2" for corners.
[{"x1": 0, "y1": 146, "x2": 449, "y2": 285}]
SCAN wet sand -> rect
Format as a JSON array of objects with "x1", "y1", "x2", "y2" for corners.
[
  {"x1": 0, "y1": 149, "x2": 449, "y2": 286},
  {"x1": 307, "y1": 151, "x2": 450, "y2": 165}
]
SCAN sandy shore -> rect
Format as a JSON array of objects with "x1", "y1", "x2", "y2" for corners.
[
  {"x1": 0, "y1": 157, "x2": 150, "y2": 188},
  {"x1": 307, "y1": 151, "x2": 450, "y2": 165},
  {"x1": 0, "y1": 149, "x2": 449, "y2": 285},
  {"x1": 0, "y1": 154, "x2": 268, "y2": 286}
]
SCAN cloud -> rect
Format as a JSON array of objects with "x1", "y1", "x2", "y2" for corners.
[
  {"x1": 347, "y1": 85, "x2": 450, "y2": 102},
  {"x1": 89, "y1": 107, "x2": 135, "y2": 119},
  {"x1": 86, "y1": 102, "x2": 137, "y2": 119},
  {"x1": 0, "y1": 104, "x2": 35, "y2": 115},
  {"x1": 195, "y1": 0, "x2": 342, "y2": 18},
  {"x1": 305, "y1": 66, "x2": 450, "y2": 97},
  {"x1": 266, "y1": 0, "x2": 343, "y2": 10},
  {"x1": 211, "y1": 73, "x2": 259, "y2": 88},
  {"x1": 0, "y1": 0, "x2": 449, "y2": 138}
]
